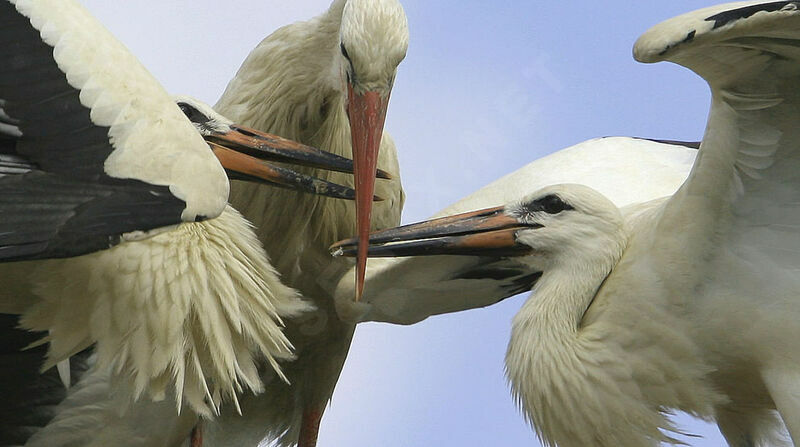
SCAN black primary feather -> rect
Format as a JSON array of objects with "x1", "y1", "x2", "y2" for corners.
[{"x1": 0, "y1": 2, "x2": 188, "y2": 261}]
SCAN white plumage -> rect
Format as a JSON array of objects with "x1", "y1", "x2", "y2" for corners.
[
  {"x1": 1, "y1": 0, "x2": 271, "y2": 414},
  {"x1": 204, "y1": 1, "x2": 408, "y2": 445},
  {"x1": 333, "y1": 137, "x2": 698, "y2": 325},
  {"x1": 19, "y1": 206, "x2": 309, "y2": 415},
  {"x1": 0, "y1": 0, "x2": 406, "y2": 444},
  {"x1": 334, "y1": 2, "x2": 800, "y2": 445},
  {"x1": 0, "y1": 0, "x2": 368, "y2": 436}
]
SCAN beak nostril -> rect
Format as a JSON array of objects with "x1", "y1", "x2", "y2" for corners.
[
  {"x1": 477, "y1": 209, "x2": 505, "y2": 218},
  {"x1": 231, "y1": 126, "x2": 257, "y2": 138}
]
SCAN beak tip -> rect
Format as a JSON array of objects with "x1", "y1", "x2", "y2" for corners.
[{"x1": 355, "y1": 278, "x2": 365, "y2": 302}]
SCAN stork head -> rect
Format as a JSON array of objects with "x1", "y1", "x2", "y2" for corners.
[
  {"x1": 174, "y1": 96, "x2": 376, "y2": 201},
  {"x1": 332, "y1": 184, "x2": 627, "y2": 275},
  {"x1": 338, "y1": 0, "x2": 409, "y2": 301},
  {"x1": 506, "y1": 185, "x2": 626, "y2": 270},
  {"x1": 339, "y1": 0, "x2": 409, "y2": 94}
]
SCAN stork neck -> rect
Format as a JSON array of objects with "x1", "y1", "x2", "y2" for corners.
[
  {"x1": 513, "y1": 257, "x2": 612, "y2": 342},
  {"x1": 503, "y1": 221, "x2": 725, "y2": 445},
  {"x1": 504, "y1": 235, "x2": 626, "y2": 438},
  {"x1": 216, "y1": 0, "x2": 357, "y2": 262}
]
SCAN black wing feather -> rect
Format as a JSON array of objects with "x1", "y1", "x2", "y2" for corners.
[
  {"x1": 452, "y1": 258, "x2": 543, "y2": 302},
  {"x1": 705, "y1": 1, "x2": 795, "y2": 29},
  {"x1": 0, "y1": 2, "x2": 115, "y2": 175},
  {"x1": 0, "y1": 172, "x2": 185, "y2": 261},
  {"x1": 0, "y1": 2, "x2": 189, "y2": 261}
]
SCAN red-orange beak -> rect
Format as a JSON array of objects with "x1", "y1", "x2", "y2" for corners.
[
  {"x1": 330, "y1": 206, "x2": 537, "y2": 258},
  {"x1": 206, "y1": 124, "x2": 383, "y2": 200},
  {"x1": 347, "y1": 84, "x2": 391, "y2": 302}
]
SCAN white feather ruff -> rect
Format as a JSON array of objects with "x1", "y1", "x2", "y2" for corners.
[{"x1": 20, "y1": 207, "x2": 312, "y2": 417}]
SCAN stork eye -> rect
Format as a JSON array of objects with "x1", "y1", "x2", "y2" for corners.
[
  {"x1": 539, "y1": 195, "x2": 573, "y2": 214},
  {"x1": 520, "y1": 194, "x2": 573, "y2": 216}
]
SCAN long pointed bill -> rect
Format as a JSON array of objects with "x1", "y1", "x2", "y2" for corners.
[
  {"x1": 330, "y1": 206, "x2": 538, "y2": 258},
  {"x1": 209, "y1": 142, "x2": 376, "y2": 200},
  {"x1": 348, "y1": 85, "x2": 391, "y2": 302},
  {"x1": 207, "y1": 125, "x2": 392, "y2": 179}
]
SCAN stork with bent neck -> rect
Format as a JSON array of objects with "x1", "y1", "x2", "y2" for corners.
[{"x1": 210, "y1": 0, "x2": 408, "y2": 445}]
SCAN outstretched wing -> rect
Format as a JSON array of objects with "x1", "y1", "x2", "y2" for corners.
[
  {"x1": 636, "y1": 1, "x2": 800, "y2": 269},
  {"x1": 0, "y1": 0, "x2": 229, "y2": 261}
]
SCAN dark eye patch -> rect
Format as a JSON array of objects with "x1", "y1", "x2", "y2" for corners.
[
  {"x1": 522, "y1": 194, "x2": 574, "y2": 215},
  {"x1": 176, "y1": 102, "x2": 208, "y2": 125}
]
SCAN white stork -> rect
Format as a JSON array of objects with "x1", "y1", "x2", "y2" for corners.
[
  {"x1": 331, "y1": 137, "x2": 698, "y2": 324},
  {"x1": 0, "y1": 0, "x2": 368, "y2": 422},
  {"x1": 204, "y1": 0, "x2": 408, "y2": 445},
  {"x1": 334, "y1": 2, "x2": 800, "y2": 445},
  {"x1": 1, "y1": 136, "x2": 696, "y2": 447}
]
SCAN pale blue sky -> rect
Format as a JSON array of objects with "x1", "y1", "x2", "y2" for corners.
[{"x1": 81, "y1": 1, "x2": 731, "y2": 445}]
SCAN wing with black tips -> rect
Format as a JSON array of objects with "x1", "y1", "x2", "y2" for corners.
[
  {"x1": 636, "y1": 1, "x2": 800, "y2": 269},
  {"x1": 0, "y1": 0, "x2": 229, "y2": 262}
]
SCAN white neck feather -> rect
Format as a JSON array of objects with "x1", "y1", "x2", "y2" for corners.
[
  {"x1": 506, "y1": 243, "x2": 659, "y2": 446},
  {"x1": 513, "y1": 262, "x2": 609, "y2": 344},
  {"x1": 215, "y1": 2, "x2": 356, "y2": 284},
  {"x1": 505, "y1": 218, "x2": 724, "y2": 446}
]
